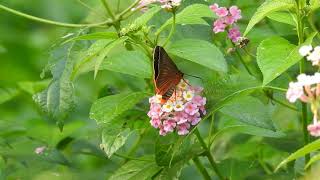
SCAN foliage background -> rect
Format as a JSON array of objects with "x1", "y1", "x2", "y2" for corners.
[{"x1": 1, "y1": 0, "x2": 320, "y2": 179}]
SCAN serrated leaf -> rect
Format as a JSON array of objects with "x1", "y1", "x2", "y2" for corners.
[
  {"x1": 257, "y1": 33, "x2": 316, "y2": 85},
  {"x1": 276, "y1": 139, "x2": 320, "y2": 171},
  {"x1": 220, "y1": 96, "x2": 275, "y2": 130},
  {"x1": 94, "y1": 36, "x2": 128, "y2": 79},
  {"x1": 0, "y1": 87, "x2": 20, "y2": 104},
  {"x1": 244, "y1": 0, "x2": 296, "y2": 36},
  {"x1": 101, "y1": 121, "x2": 133, "y2": 158},
  {"x1": 109, "y1": 157, "x2": 161, "y2": 180},
  {"x1": 156, "y1": 4, "x2": 212, "y2": 34},
  {"x1": 34, "y1": 32, "x2": 88, "y2": 130},
  {"x1": 90, "y1": 92, "x2": 149, "y2": 124},
  {"x1": 167, "y1": 39, "x2": 227, "y2": 72},
  {"x1": 267, "y1": 11, "x2": 296, "y2": 26}
]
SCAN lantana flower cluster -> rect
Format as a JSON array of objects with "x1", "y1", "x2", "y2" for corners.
[
  {"x1": 136, "y1": 0, "x2": 181, "y2": 11},
  {"x1": 209, "y1": 3, "x2": 242, "y2": 43},
  {"x1": 286, "y1": 45, "x2": 320, "y2": 137},
  {"x1": 299, "y1": 45, "x2": 320, "y2": 66},
  {"x1": 147, "y1": 80, "x2": 206, "y2": 136}
]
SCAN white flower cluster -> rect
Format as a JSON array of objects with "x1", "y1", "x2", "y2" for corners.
[{"x1": 299, "y1": 45, "x2": 320, "y2": 66}]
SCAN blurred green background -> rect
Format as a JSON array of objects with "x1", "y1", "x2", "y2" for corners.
[{"x1": 1, "y1": 0, "x2": 316, "y2": 179}]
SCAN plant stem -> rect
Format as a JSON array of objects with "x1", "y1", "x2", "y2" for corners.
[
  {"x1": 0, "y1": 4, "x2": 111, "y2": 28},
  {"x1": 162, "y1": 11, "x2": 176, "y2": 47},
  {"x1": 117, "y1": 0, "x2": 141, "y2": 20},
  {"x1": 100, "y1": 0, "x2": 116, "y2": 20},
  {"x1": 297, "y1": 0, "x2": 310, "y2": 164},
  {"x1": 194, "y1": 128, "x2": 224, "y2": 180},
  {"x1": 235, "y1": 48, "x2": 253, "y2": 76},
  {"x1": 193, "y1": 157, "x2": 211, "y2": 180}
]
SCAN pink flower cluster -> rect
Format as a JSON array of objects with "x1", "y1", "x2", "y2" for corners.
[
  {"x1": 147, "y1": 80, "x2": 206, "y2": 136},
  {"x1": 286, "y1": 73, "x2": 320, "y2": 136},
  {"x1": 299, "y1": 45, "x2": 320, "y2": 66},
  {"x1": 209, "y1": 3, "x2": 242, "y2": 43},
  {"x1": 135, "y1": 0, "x2": 181, "y2": 11}
]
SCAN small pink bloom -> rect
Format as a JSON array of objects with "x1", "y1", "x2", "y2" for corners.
[
  {"x1": 35, "y1": 146, "x2": 46, "y2": 154},
  {"x1": 308, "y1": 122, "x2": 320, "y2": 137},
  {"x1": 286, "y1": 82, "x2": 304, "y2": 103},
  {"x1": 229, "y1": 6, "x2": 242, "y2": 21},
  {"x1": 147, "y1": 104, "x2": 161, "y2": 118},
  {"x1": 209, "y1": 3, "x2": 219, "y2": 12},
  {"x1": 228, "y1": 27, "x2": 241, "y2": 43},
  {"x1": 159, "y1": 125, "x2": 167, "y2": 136},
  {"x1": 192, "y1": 95, "x2": 206, "y2": 106},
  {"x1": 184, "y1": 102, "x2": 198, "y2": 115},
  {"x1": 150, "y1": 118, "x2": 161, "y2": 128},
  {"x1": 215, "y1": 7, "x2": 229, "y2": 17},
  {"x1": 213, "y1": 19, "x2": 226, "y2": 33},
  {"x1": 224, "y1": 16, "x2": 235, "y2": 25},
  {"x1": 177, "y1": 123, "x2": 190, "y2": 135},
  {"x1": 163, "y1": 119, "x2": 176, "y2": 132}
]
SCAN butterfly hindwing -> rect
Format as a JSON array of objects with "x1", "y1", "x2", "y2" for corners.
[{"x1": 153, "y1": 46, "x2": 183, "y2": 100}]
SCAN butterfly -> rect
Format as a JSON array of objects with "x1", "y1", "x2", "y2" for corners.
[{"x1": 153, "y1": 46, "x2": 184, "y2": 102}]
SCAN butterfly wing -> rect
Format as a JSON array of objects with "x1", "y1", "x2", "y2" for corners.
[{"x1": 153, "y1": 46, "x2": 183, "y2": 99}]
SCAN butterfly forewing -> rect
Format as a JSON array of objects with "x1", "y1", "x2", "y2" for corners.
[{"x1": 153, "y1": 46, "x2": 183, "y2": 100}]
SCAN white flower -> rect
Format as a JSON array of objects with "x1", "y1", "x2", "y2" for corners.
[
  {"x1": 162, "y1": 101, "x2": 174, "y2": 112},
  {"x1": 286, "y1": 82, "x2": 304, "y2": 103},
  {"x1": 174, "y1": 101, "x2": 185, "y2": 111},
  {"x1": 183, "y1": 90, "x2": 194, "y2": 101},
  {"x1": 307, "y1": 46, "x2": 320, "y2": 66},
  {"x1": 178, "y1": 80, "x2": 188, "y2": 90},
  {"x1": 299, "y1": 45, "x2": 313, "y2": 56},
  {"x1": 297, "y1": 73, "x2": 320, "y2": 86}
]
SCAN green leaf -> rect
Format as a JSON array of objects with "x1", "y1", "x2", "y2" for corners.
[
  {"x1": 134, "y1": 6, "x2": 161, "y2": 28},
  {"x1": 267, "y1": 11, "x2": 296, "y2": 26},
  {"x1": 305, "y1": 153, "x2": 320, "y2": 169},
  {"x1": 17, "y1": 79, "x2": 51, "y2": 95},
  {"x1": 94, "y1": 36, "x2": 128, "y2": 79},
  {"x1": 155, "y1": 134, "x2": 200, "y2": 167},
  {"x1": 156, "y1": 4, "x2": 212, "y2": 34},
  {"x1": 257, "y1": 34, "x2": 316, "y2": 85},
  {"x1": 167, "y1": 39, "x2": 227, "y2": 72},
  {"x1": 99, "y1": 51, "x2": 152, "y2": 78},
  {"x1": 310, "y1": 0, "x2": 320, "y2": 11},
  {"x1": 109, "y1": 157, "x2": 161, "y2": 180},
  {"x1": 33, "y1": 32, "x2": 88, "y2": 130},
  {"x1": 220, "y1": 96, "x2": 275, "y2": 130},
  {"x1": 90, "y1": 92, "x2": 149, "y2": 124},
  {"x1": 276, "y1": 139, "x2": 320, "y2": 171},
  {"x1": 154, "y1": 161, "x2": 185, "y2": 180},
  {"x1": 244, "y1": 0, "x2": 296, "y2": 36},
  {"x1": 100, "y1": 121, "x2": 133, "y2": 158},
  {"x1": 0, "y1": 87, "x2": 20, "y2": 104},
  {"x1": 62, "y1": 32, "x2": 118, "y2": 44}
]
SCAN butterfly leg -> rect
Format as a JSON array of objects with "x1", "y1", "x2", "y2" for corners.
[{"x1": 182, "y1": 78, "x2": 191, "y2": 87}]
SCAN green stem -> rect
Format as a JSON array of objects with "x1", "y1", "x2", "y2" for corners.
[
  {"x1": 162, "y1": 11, "x2": 176, "y2": 47},
  {"x1": 269, "y1": 96, "x2": 299, "y2": 111},
  {"x1": 0, "y1": 4, "x2": 111, "y2": 28},
  {"x1": 117, "y1": 0, "x2": 141, "y2": 20},
  {"x1": 193, "y1": 157, "x2": 211, "y2": 180},
  {"x1": 114, "y1": 153, "x2": 152, "y2": 162},
  {"x1": 297, "y1": 0, "x2": 310, "y2": 164},
  {"x1": 100, "y1": 0, "x2": 116, "y2": 20},
  {"x1": 235, "y1": 49, "x2": 253, "y2": 76},
  {"x1": 194, "y1": 128, "x2": 224, "y2": 180}
]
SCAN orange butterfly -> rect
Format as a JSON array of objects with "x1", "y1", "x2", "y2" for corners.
[{"x1": 153, "y1": 46, "x2": 184, "y2": 102}]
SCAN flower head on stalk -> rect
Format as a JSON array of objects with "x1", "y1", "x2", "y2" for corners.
[
  {"x1": 147, "y1": 80, "x2": 206, "y2": 136},
  {"x1": 209, "y1": 3, "x2": 243, "y2": 43},
  {"x1": 299, "y1": 45, "x2": 320, "y2": 66},
  {"x1": 286, "y1": 73, "x2": 320, "y2": 137},
  {"x1": 134, "y1": 0, "x2": 181, "y2": 12}
]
